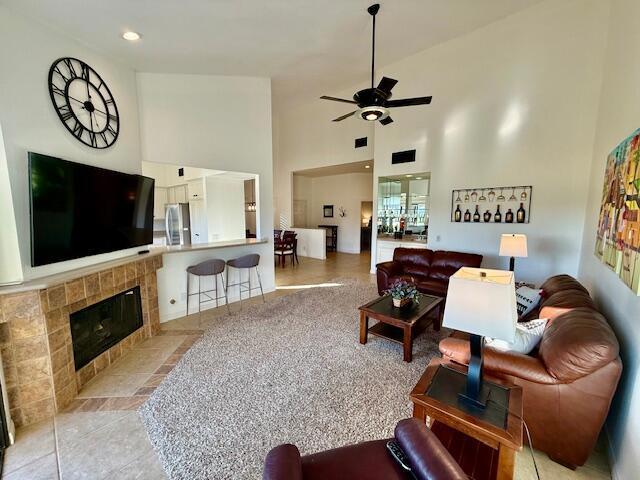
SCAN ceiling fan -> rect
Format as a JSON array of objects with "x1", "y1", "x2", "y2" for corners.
[{"x1": 320, "y1": 3, "x2": 432, "y2": 125}]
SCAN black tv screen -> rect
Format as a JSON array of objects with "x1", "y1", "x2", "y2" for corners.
[{"x1": 29, "y1": 152, "x2": 154, "y2": 267}]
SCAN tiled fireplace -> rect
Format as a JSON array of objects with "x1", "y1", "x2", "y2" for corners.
[{"x1": 0, "y1": 253, "x2": 162, "y2": 427}]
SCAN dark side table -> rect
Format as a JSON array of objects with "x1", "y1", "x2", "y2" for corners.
[{"x1": 410, "y1": 359, "x2": 523, "y2": 480}]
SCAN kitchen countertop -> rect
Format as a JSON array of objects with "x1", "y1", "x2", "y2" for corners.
[
  {"x1": 0, "y1": 238, "x2": 269, "y2": 295},
  {"x1": 377, "y1": 235, "x2": 427, "y2": 245},
  {"x1": 162, "y1": 238, "x2": 268, "y2": 254}
]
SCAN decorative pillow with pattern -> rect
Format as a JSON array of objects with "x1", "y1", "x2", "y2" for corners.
[{"x1": 486, "y1": 318, "x2": 548, "y2": 354}]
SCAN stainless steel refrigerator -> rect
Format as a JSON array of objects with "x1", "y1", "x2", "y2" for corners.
[{"x1": 164, "y1": 203, "x2": 191, "y2": 246}]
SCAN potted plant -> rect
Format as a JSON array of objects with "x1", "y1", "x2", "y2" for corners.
[{"x1": 386, "y1": 280, "x2": 420, "y2": 308}]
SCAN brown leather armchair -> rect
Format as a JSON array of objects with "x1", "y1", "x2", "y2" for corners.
[
  {"x1": 377, "y1": 248, "x2": 483, "y2": 297},
  {"x1": 439, "y1": 275, "x2": 622, "y2": 469},
  {"x1": 263, "y1": 418, "x2": 468, "y2": 480}
]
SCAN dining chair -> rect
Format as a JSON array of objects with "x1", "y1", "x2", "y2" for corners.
[
  {"x1": 274, "y1": 232, "x2": 296, "y2": 267},
  {"x1": 283, "y1": 230, "x2": 299, "y2": 265}
]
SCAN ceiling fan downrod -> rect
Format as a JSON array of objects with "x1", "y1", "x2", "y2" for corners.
[{"x1": 368, "y1": 4, "x2": 380, "y2": 89}]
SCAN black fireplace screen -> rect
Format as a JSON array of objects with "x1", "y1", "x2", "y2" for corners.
[{"x1": 70, "y1": 286, "x2": 143, "y2": 370}]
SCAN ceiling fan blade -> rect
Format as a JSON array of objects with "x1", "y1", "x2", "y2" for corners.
[
  {"x1": 380, "y1": 116, "x2": 394, "y2": 126},
  {"x1": 320, "y1": 95, "x2": 358, "y2": 105},
  {"x1": 332, "y1": 111, "x2": 357, "y2": 122},
  {"x1": 386, "y1": 96, "x2": 432, "y2": 107},
  {"x1": 377, "y1": 77, "x2": 398, "y2": 93}
]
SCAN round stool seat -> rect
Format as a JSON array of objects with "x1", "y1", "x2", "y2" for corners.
[
  {"x1": 225, "y1": 254, "x2": 264, "y2": 309},
  {"x1": 227, "y1": 254, "x2": 260, "y2": 269},
  {"x1": 187, "y1": 259, "x2": 226, "y2": 276},
  {"x1": 186, "y1": 259, "x2": 228, "y2": 315}
]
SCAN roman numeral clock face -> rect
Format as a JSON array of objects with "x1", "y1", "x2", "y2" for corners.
[{"x1": 48, "y1": 57, "x2": 119, "y2": 149}]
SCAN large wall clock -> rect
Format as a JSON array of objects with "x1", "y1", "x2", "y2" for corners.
[{"x1": 48, "y1": 57, "x2": 119, "y2": 149}]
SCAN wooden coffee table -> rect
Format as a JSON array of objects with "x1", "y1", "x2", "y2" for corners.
[{"x1": 358, "y1": 294, "x2": 443, "y2": 362}]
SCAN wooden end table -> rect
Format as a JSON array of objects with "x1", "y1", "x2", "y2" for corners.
[
  {"x1": 410, "y1": 359, "x2": 523, "y2": 480},
  {"x1": 358, "y1": 294, "x2": 443, "y2": 362}
]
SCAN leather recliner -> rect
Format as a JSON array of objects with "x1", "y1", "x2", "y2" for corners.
[
  {"x1": 439, "y1": 274, "x2": 622, "y2": 469},
  {"x1": 263, "y1": 418, "x2": 468, "y2": 480},
  {"x1": 377, "y1": 248, "x2": 483, "y2": 297}
]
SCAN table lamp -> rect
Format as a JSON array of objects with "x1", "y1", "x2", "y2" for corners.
[
  {"x1": 499, "y1": 234, "x2": 528, "y2": 272},
  {"x1": 442, "y1": 268, "x2": 517, "y2": 410}
]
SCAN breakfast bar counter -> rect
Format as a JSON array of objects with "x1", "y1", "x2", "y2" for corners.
[{"x1": 0, "y1": 238, "x2": 269, "y2": 295}]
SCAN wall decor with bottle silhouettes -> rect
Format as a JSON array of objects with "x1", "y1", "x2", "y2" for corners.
[{"x1": 450, "y1": 185, "x2": 532, "y2": 224}]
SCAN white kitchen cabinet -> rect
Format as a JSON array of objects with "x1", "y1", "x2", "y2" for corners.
[
  {"x1": 189, "y1": 199, "x2": 208, "y2": 244},
  {"x1": 188, "y1": 179, "x2": 204, "y2": 200},
  {"x1": 166, "y1": 184, "x2": 188, "y2": 204},
  {"x1": 153, "y1": 187, "x2": 168, "y2": 219},
  {"x1": 376, "y1": 243, "x2": 395, "y2": 263},
  {"x1": 376, "y1": 239, "x2": 427, "y2": 263},
  {"x1": 174, "y1": 184, "x2": 187, "y2": 203},
  {"x1": 204, "y1": 176, "x2": 246, "y2": 242}
]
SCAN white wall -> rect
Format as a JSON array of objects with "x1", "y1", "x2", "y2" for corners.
[
  {"x1": 274, "y1": 1, "x2": 609, "y2": 284},
  {"x1": 142, "y1": 161, "x2": 224, "y2": 188},
  {"x1": 308, "y1": 173, "x2": 373, "y2": 254},
  {"x1": 136, "y1": 73, "x2": 275, "y2": 321},
  {"x1": 292, "y1": 174, "x2": 313, "y2": 227},
  {"x1": 577, "y1": 1, "x2": 640, "y2": 478},
  {"x1": 0, "y1": 6, "x2": 143, "y2": 280},
  {"x1": 0, "y1": 124, "x2": 22, "y2": 284},
  {"x1": 370, "y1": 0, "x2": 609, "y2": 282},
  {"x1": 290, "y1": 228, "x2": 326, "y2": 259},
  {"x1": 274, "y1": 83, "x2": 374, "y2": 228}
]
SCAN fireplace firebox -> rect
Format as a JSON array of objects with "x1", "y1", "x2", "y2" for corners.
[{"x1": 70, "y1": 287, "x2": 144, "y2": 370}]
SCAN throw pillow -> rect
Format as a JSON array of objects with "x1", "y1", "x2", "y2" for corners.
[
  {"x1": 486, "y1": 318, "x2": 548, "y2": 354},
  {"x1": 516, "y1": 286, "x2": 543, "y2": 318}
]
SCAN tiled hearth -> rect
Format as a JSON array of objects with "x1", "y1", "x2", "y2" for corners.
[
  {"x1": 0, "y1": 254, "x2": 163, "y2": 428},
  {"x1": 64, "y1": 330, "x2": 203, "y2": 413}
]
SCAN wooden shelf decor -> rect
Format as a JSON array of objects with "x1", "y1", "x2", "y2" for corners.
[{"x1": 451, "y1": 185, "x2": 532, "y2": 224}]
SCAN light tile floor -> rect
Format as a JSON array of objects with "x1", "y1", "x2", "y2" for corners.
[{"x1": 1, "y1": 252, "x2": 611, "y2": 479}]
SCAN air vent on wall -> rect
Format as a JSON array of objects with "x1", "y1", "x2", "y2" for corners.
[
  {"x1": 355, "y1": 137, "x2": 368, "y2": 148},
  {"x1": 391, "y1": 149, "x2": 416, "y2": 164}
]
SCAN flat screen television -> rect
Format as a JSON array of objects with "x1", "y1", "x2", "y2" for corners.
[{"x1": 28, "y1": 152, "x2": 154, "y2": 267}]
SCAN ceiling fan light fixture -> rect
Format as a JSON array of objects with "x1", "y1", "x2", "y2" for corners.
[
  {"x1": 122, "y1": 31, "x2": 141, "y2": 41},
  {"x1": 359, "y1": 106, "x2": 389, "y2": 122},
  {"x1": 319, "y1": 4, "x2": 432, "y2": 125}
]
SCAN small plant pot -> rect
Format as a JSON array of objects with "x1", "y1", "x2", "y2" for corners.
[{"x1": 393, "y1": 297, "x2": 411, "y2": 308}]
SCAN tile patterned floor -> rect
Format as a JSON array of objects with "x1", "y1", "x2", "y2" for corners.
[{"x1": 1, "y1": 252, "x2": 612, "y2": 479}]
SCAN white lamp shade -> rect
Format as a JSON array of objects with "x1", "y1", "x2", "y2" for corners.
[
  {"x1": 442, "y1": 267, "x2": 517, "y2": 342},
  {"x1": 499, "y1": 234, "x2": 528, "y2": 258}
]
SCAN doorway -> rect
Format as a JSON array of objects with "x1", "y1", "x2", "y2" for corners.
[{"x1": 360, "y1": 201, "x2": 373, "y2": 251}]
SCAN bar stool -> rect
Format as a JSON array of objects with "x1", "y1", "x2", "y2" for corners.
[
  {"x1": 225, "y1": 254, "x2": 265, "y2": 309},
  {"x1": 186, "y1": 259, "x2": 229, "y2": 315}
]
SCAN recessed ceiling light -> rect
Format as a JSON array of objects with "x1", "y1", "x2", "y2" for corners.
[
  {"x1": 406, "y1": 174, "x2": 413, "y2": 178},
  {"x1": 365, "y1": 165, "x2": 371, "y2": 169},
  {"x1": 122, "y1": 31, "x2": 141, "y2": 41},
  {"x1": 416, "y1": 177, "x2": 422, "y2": 179}
]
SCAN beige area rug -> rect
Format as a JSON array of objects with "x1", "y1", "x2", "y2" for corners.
[{"x1": 139, "y1": 279, "x2": 448, "y2": 479}]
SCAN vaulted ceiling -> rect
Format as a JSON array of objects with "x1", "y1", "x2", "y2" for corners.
[{"x1": 1, "y1": 0, "x2": 544, "y2": 104}]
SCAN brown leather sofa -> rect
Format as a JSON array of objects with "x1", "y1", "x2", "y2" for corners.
[
  {"x1": 263, "y1": 418, "x2": 468, "y2": 480},
  {"x1": 377, "y1": 248, "x2": 483, "y2": 297},
  {"x1": 439, "y1": 274, "x2": 622, "y2": 469}
]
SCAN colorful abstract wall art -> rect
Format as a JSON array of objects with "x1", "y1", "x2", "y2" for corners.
[{"x1": 595, "y1": 127, "x2": 640, "y2": 294}]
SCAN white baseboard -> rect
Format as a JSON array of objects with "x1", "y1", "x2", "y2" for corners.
[
  {"x1": 160, "y1": 286, "x2": 275, "y2": 323},
  {"x1": 337, "y1": 248, "x2": 361, "y2": 255}
]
